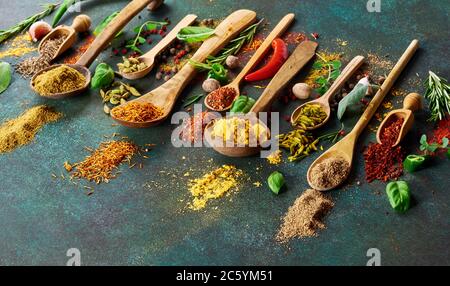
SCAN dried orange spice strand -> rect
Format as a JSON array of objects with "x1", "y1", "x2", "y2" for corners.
[
  {"x1": 111, "y1": 102, "x2": 164, "y2": 123},
  {"x1": 71, "y1": 140, "x2": 138, "y2": 183}
]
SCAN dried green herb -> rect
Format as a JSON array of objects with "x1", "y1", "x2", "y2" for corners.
[
  {"x1": 337, "y1": 77, "x2": 370, "y2": 120},
  {"x1": 313, "y1": 54, "x2": 342, "y2": 95},
  {"x1": 177, "y1": 26, "x2": 215, "y2": 43},
  {"x1": 0, "y1": 62, "x2": 12, "y2": 94}
]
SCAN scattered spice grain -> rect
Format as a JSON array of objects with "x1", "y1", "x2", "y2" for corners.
[
  {"x1": 188, "y1": 165, "x2": 243, "y2": 211},
  {"x1": 0, "y1": 105, "x2": 62, "y2": 153},
  {"x1": 16, "y1": 35, "x2": 66, "y2": 78},
  {"x1": 111, "y1": 102, "x2": 164, "y2": 122},
  {"x1": 70, "y1": 140, "x2": 138, "y2": 184},
  {"x1": 276, "y1": 189, "x2": 334, "y2": 242},
  {"x1": 0, "y1": 34, "x2": 36, "y2": 59}
]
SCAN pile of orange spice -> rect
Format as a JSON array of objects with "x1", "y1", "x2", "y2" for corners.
[
  {"x1": 63, "y1": 35, "x2": 95, "y2": 64},
  {"x1": 111, "y1": 102, "x2": 163, "y2": 123},
  {"x1": 70, "y1": 140, "x2": 138, "y2": 184}
]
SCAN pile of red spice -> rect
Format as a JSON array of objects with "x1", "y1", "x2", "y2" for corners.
[
  {"x1": 63, "y1": 34, "x2": 95, "y2": 64},
  {"x1": 364, "y1": 117, "x2": 405, "y2": 182},
  {"x1": 206, "y1": 87, "x2": 237, "y2": 110},
  {"x1": 429, "y1": 117, "x2": 450, "y2": 144},
  {"x1": 181, "y1": 112, "x2": 218, "y2": 143}
]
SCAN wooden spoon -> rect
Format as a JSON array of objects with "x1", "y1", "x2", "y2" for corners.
[
  {"x1": 110, "y1": 9, "x2": 258, "y2": 128},
  {"x1": 204, "y1": 41, "x2": 318, "y2": 157},
  {"x1": 204, "y1": 13, "x2": 295, "y2": 112},
  {"x1": 291, "y1": 55, "x2": 365, "y2": 130},
  {"x1": 307, "y1": 39, "x2": 419, "y2": 191},
  {"x1": 30, "y1": 0, "x2": 154, "y2": 99},
  {"x1": 376, "y1": 92, "x2": 422, "y2": 147},
  {"x1": 38, "y1": 14, "x2": 91, "y2": 62},
  {"x1": 119, "y1": 14, "x2": 198, "y2": 80}
]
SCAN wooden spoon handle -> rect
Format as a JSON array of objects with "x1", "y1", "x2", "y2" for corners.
[
  {"x1": 158, "y1": 10, "x2": 257, "y2": 100},
  {"x1": 233, "y1": 13, "x2": 295, "y2": 84},
  {"x1": 76, "y1": 0, "x2": 152, "y2": 67},
  {"x1": 352, "y1": 39, "x2": 419, "y2": 136},
  {"x1": 141, "y1": 14, "x2": 197, "y2": 59},
  {"x1": 71, "y1": 14, "x2": 91, "y2": 33},
  {"x1": 319, "y1": 55, "x2": 365, "y2": 103},
  {"x1": 250, "y1": 41, "x2": 318, "y2": 113}
]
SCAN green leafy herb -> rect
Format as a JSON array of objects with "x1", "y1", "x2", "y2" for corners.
[
  {"x1": 0, "y1": 3, "x2": 58, "y2": 44},
  {"x1": 230, "y1": 96, "x2": 256, "y2": 114},
  {"x1": 424, "y1": 71, "x2": 450, "y2": 121},
  {"x1": 337, "y1": 77, "x2": 370, "y2": 120},
  {"x1": 91, "y1": 63, "x2": 115, "y2": 89},
  {"x1": 386, "y1": 181, "x2": 411, "y2": 213},
  {"x1": 312, "y1": 53, "x2": 342, "y2": 95},
  {"x1": 126, "y1": 20, "x2": 167, "y2": 54},
  {"x1": 190, "y1": 19, "x2": 263, "y2": 69},
  {"x1": 268, "y1": 171, "x2": 285, "y2": 195},
  {"x1": 0, "y1": 62, "x2": 12, "y2": 94},
  {"x1": 183, "y1": 94, "x2": 203, "y2": 108},
  {"x1": 94, "y1": 11, "x2": 122, "y2": 38},
  {"x1": 419, "y1": 134, "x2": 449, "y2": 153},
  {"x1": 177, "y1": 26, "x2": 215, "y2": 43}
]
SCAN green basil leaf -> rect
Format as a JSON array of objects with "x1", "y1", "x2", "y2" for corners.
[
  {"x1": 0, "y1": 62, "x2": 12, "y2": 94},
  {"x1": 91, "y1": 63, "x2": 114, "y2": 89},
  {"x1": 138, "y1": 37, "x2": 146, "y2": 44},
  {"x1": 332, "y1": 60, "x2": 342, "y2": 69},
  {"x1": 312, "y1": 61, "x2": 324, "y2": 70},
  {"x1": 177, "y1": 26, "x2": 215, "y2": 43},
  {"x1": 330, "y1": 69, "x2": 341, "y2": 80},
  {"x1": 146, "y1": 23, "x2": 157, "y2": 31},
  {"x1": 420, "y1": 134, "x2": 427, "y2": 145},
  {"x1": 268, "y1": 171, "x2": 285, "y2": 195},
  {"x1": 337, "y1": 77, "x2": 369, "y2": 120},
  {"x1": 386, "y1": 181, "x2": 411, "y2": 213}
]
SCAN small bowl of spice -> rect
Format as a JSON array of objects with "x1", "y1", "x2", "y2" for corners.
[
  {"x1": 204, "y1": 86, "x2": 238, "y2": 112},
  {"x1": 30, "y1": 64, "x2": 90, "y2": 98}
]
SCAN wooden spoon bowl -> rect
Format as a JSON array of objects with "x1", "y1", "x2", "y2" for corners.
[
  {"x1": 119, "y1": 14, "x2": 198, "y2": 80},
  {"x1": 204, "y1": 13, "x2": 295, "y2": 112},
  {"x1": 39, "y1": 14, "x2": 91, "y2": 62},
  {"x1": 376, "y1": 92, "x2": 422, "y2": 146},
  {"x1": 206, "y1": 41, "x2": 318, "y2": 157},
  {"x1": 31, "y1": 0, "x2": 155, "y2": 98},
  {"x1": 30, "y1": 64, "x2": 91, "y2": 99},
  {"x1": 291, "y1": 55, "x2": 365, "y2": 130},
  {"x1": 110, "y1": 9, "x2": 258, "y2": 128}
]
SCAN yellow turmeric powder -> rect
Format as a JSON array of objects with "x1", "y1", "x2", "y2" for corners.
[
  {"x1": 0, "y1": 34, "x2": 36, "y2": 59},
  {"x1": 188, "y1": 165, "x2": 243, "y2": 210}
]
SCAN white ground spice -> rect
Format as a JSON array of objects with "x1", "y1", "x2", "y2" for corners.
[{"x1": 276, "y1": 189, "x2": 334, "y2": 242}]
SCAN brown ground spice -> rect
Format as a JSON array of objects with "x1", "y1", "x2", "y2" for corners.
[
  {"x1": 32, "y1": 64, "x2": 86, "y2": 95},
  {"x1": 309, "y1": 156, "x2": 350, "y2": 189},
  {"x1": 0, "y1": 105, "x2": 62, "y2": 153},
  {"x1": 276, "y1": 189, "x2": 334, "y2": 242}
]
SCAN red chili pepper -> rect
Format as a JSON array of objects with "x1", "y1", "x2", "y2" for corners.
[{"x1": 244, "y1": 38, "x2": 288, "y2": 82}]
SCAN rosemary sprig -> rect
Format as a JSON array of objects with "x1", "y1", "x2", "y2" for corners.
[
  {"x1": 424, "y1": 71, "x2": 450, "y2": 121},
  {"x1": 0, "y1": 3, "x2": 59, "y2": 44},
  {"x1": 190, "y1": 18, "x2": 263, "y2": 69}
]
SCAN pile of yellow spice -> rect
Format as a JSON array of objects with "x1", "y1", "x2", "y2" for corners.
[
  {"x1": 32, "y1": 65, "x2": 86, "y2": 96},
  {"x1": 188, "y1": 165, "x2": 243, "y2": 210}
]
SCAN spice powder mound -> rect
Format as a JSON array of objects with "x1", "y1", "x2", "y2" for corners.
[
  {"x1": 276, "y1": 189, "x2": 334, "y2": 242},
  {"x1": 111, "y1": 102, "x2": 164, "y2": 123},
  {"x1": 70, "y1": 140, "x2": 138, "y2": 184},
  {"x1": 0, "y1": 105, "x2": 62, "y2": 153},
  {"x1": 206, "y1": 87, "x2": 237, "y2": 110},
  {"x1": 309, "y1": 156, "x2": 350, "y2": 189},
  {"x1": 364, "y1": 117, "x2": 404, "y2": 182},
  {"x1": 32, "y1": 64, "x2": 86, "y2": 95},
  {"x1": 188, "y1": 165, "x2": 243, "y2": 211}
]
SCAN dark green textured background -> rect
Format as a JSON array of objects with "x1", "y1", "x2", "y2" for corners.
[{"x1": 0, "y1": 0, "x2": 449, "y2": 265}]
